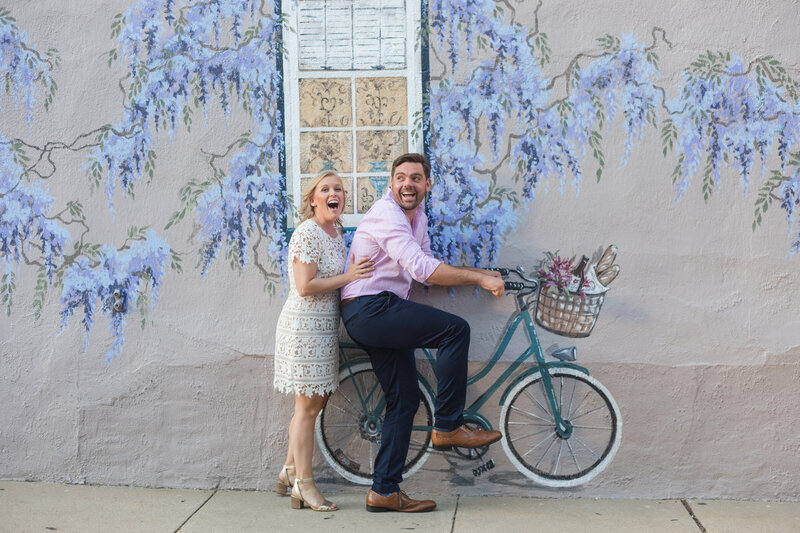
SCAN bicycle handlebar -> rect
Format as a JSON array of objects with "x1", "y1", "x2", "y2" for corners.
[{"x1": 490, "y1": 266, "x2": 539, "y2": 293}]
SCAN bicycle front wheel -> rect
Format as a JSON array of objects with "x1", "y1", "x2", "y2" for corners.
[
  {"x1": 316, "y1": 360, "x2": 434, "y2": 485},
  {"x1": 500, "y1": 368, "x2": 621, "y2": 487}
]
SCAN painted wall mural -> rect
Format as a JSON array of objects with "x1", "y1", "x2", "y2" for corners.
[{"x1": 1, "y1": 0, "x2": 799, "y2": 361}]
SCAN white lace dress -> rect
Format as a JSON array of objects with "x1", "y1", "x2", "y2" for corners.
[{"x1": 274, "y1": 219, "x2": 346, "y2": 397}]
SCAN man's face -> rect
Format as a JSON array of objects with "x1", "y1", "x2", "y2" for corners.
[{"x1": 390, "y1": 161, "x2": 431, "y2": 213}]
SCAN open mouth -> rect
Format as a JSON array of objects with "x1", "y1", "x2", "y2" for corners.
[
  {"x1": 400, "y1": 191, "x2": 416, "y2": 202},
  {"x1": 327, "y1": 199, "x2": 340, "y2": 210}
]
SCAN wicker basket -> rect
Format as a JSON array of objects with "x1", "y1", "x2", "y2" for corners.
[{"x1": 534, "y1": 286, "x2": 606, "y2": 338}]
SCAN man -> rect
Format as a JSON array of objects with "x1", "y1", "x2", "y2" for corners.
[{"x1": 340, "y1": 153, "x2": 505, "y2": 513}]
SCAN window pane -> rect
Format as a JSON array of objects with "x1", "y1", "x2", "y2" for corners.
[
  {"x1": 356, "y1": 77, "x2": 407, "y2": 126},
  {"x1": 299, "y1": 78, "x2": 352, "y2": 127},
  {"x1": 358, "y1": 176, "x2": 390, "y2": 213},
  {"x1": 299, "y1": 131, "x2": 353, "y2": 174},
  {"x1": 299, "y1": 0, "x2": 406, "y2": 71},
  {"x1": 357, "y1": 130, "x2": 407, "y2": 173}
]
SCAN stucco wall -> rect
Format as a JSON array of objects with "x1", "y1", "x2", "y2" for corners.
[{"x1": 1, "y1": 0, "x2": 799, "y2": 500}]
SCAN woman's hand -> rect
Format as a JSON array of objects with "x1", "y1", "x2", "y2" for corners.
[{"x1": 346, "y1": 256, "x2": 374, "y2": 282}]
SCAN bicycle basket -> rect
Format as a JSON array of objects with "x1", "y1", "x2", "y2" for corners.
[{"x1": 534, "y1": 286, "x2": 605, "y2": 338}]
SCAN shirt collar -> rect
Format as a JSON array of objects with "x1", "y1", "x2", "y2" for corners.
[{"x1": 382, "y1": 188, "x2": 423, "y2": 225}]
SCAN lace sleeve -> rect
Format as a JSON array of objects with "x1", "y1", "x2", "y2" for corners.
[{"x1": 289, "y1": 221, "x2": 321, "y2": 266}]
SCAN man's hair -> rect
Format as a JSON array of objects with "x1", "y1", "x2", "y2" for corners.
[{"x1": 391, "y1": 153, "x2": 431, "y2": 181}]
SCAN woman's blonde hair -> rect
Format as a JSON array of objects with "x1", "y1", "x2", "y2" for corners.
[{"x1": 299, "y1": 170, "x2": 345, "y2": 228}]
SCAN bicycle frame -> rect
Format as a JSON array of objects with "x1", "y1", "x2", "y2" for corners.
[
  {"x1": 423, "y1": 292, "x2": 587, "y2": 438},
  {"x1": 338, "y1": 285, "x2": 590, "y2": 440}
]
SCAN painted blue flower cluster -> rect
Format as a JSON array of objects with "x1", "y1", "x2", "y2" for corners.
[
  {"x1": 780, "y1": 156, "x2": 800, "y2": 253},
  {"x1": 428, "y1": 0, "x2": 664, "y2": 266},
  {"x1": 99, "y1": 0, "x2": 287, "y2": 280},
  {"x1": 0, "y1": 138, "x2": 70, "y2": 313},
  {"x1": 668, "y1": 53, "x2": 800, "y2": 229},
  {"x1": 59, "y1": 232, "x2": 171, "y2": 361},
  {"x1": 427, "y1": 0, "x2": 800, "y2": 265},
  {"x1": 196, "y1": 123, "x2": 287, "y2": 278},
  {"x1": 0, "y1": 9, "x2": 59, "y2": 123}
]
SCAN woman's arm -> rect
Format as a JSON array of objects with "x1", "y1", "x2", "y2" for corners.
[{"x1": 293, "y1": 255, "x2": 374, "y2": 297}]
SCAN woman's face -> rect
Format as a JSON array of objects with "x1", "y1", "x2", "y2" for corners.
[{"x1": 311, "y1": 175, "x2": 345, "y2": 223}]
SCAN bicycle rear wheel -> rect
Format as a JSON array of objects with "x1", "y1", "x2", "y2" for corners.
[
  {"x1": 500, "y1": 368, "x2": 621, "y2": 487},
  {"x1": 316, "y1": 360, "x2": 434, "y2": 485}
]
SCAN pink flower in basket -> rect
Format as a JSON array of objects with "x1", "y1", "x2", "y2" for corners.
[{"x1": 537, "y1": 251, "x2": 591, "y2": 297}]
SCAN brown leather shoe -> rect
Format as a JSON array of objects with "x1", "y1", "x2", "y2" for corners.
[
  {"x1": 431, "y1": 425, "x2": 502, "y2": 451},
  {"x1": 366, "y1": 490, "x2": 436, "y2": 513}
]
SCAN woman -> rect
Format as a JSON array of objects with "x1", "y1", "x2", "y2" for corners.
[{"x1": 273, "y1": 170, "x2": 373, "y2": 512}]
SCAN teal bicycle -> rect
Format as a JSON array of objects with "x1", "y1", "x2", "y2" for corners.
[{"x1": 315, "y1": 266, "x2": 622, "y2": 488}]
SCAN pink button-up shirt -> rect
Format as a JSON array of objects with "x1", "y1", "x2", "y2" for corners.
[{"x1": 341, "y1": 190, "x2": 442, "y2": 300}]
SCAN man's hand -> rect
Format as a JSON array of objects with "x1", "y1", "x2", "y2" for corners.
[{"x1": 480, "y1": 274, "x2": 505, "y2": 298}]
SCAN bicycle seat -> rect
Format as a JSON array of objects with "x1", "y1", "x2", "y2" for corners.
[{"x1": 551, "y1": 346, "x2": 577, "y2": 362}]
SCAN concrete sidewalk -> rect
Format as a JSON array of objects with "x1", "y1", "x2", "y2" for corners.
[{"x1": 1, "y1": 481, "x2": 799, "y2": 533}]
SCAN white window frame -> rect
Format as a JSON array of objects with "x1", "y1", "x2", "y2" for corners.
[{"x1": 283, "y1": 0, "x2": 423, "y2": 228}]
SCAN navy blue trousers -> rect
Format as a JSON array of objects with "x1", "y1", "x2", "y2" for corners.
[{"x1": 341, "y1": 291, "x2": 470, "y2": 494}]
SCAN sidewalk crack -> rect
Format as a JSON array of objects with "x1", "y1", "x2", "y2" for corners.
[
  {"x1": 680, "y1": 499, "x2": 708, "y2": 532},
  {"x1": 174, "y1": 481, "x2": 221, "y2": 532},
  {"x1": 450, "y1": 494, "x2": 460, "y2": 533}
]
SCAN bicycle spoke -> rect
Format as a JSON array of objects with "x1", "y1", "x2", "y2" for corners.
[
  {"x1": 509, "y1": 404, "x2": 553, "y2": 424},
  {"x1": 332, "y1": 429, "x2": 363, "y2": 467},
  {"x1": 565, "y1": 376, "x2": 576, "y2": 419},
  {"x1": 335, "y1": 382, "x2": 370, "y2": 418},
  {"x1": 524, "y1": 386, "x2": 551, "y2": 417},
  {"x1": 506, "y1": 421, "x2": 554, "y2": 426},
  {"x1": 357, "y1": 372, "x2": 379, "y2": 414},
  {"x1": 571, "y1": 434, "x2": 602, "y2": 460},
  {"x1": 570, "y1": 404, "x2": 609, "y2": 422},
  {"x1": 553, "y1": 438, "x2": 565, "y2": 476},
  {"x1": 324, "y1": 423, "x2": 359, "y2": 428},
  {"x1": 566, "y1": 389, "x2": 593, "y2": 420},
  {"x1": 510, "y1": 427, "x2": 554, "y2": 442},
  {"x1": 531, "y1": 433, "x2": 559, "y2": 467},
  {"x1": 329, "y1": 399, "x2": 363, "y2": 420},
  {"x1": 522, "y1": 431, "x2": 558, "y2": 460},
  {"x1": 570, "y1": 423, "x2": 612, "y2": 431},
  {"x1": 566, "y1": 438, "x2": 582, "y2": 473}
]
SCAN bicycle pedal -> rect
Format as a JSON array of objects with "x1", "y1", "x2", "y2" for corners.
[{"x1": 432, "y1": 444, "x2": 453, "y2": 451}]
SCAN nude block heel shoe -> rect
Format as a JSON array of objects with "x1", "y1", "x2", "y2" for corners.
[
  {"x1": 290, "y1": 478, "x2": 338, "y2": 512},
  {"x1": 275, "y1": 465, "x2": 295, "y2": 497}
]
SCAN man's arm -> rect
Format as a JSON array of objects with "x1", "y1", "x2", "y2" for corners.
[
  {"x1": 459, "y1": 266, "x2": 502, "y2": 277},
  {"x1": 426, "y1": 264, "x2": 505, "y2": 298}
]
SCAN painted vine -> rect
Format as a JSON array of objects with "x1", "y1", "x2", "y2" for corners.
[{"x1": 1, "y1": 0, "x2": 799, "y2": 360}]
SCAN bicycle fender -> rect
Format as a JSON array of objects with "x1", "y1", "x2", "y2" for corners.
[{"x1": 498, "y1": 362, "x2": 590, "y2": 406}]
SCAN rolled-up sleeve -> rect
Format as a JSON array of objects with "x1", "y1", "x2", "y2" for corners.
[{"x1": 380, "y1": 215, "x2": 441, "y2": 284}]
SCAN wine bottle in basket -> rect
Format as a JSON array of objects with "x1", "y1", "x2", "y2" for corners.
[{"x1": 567, "y1": 255, "x2": 589, "y2": 292}]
